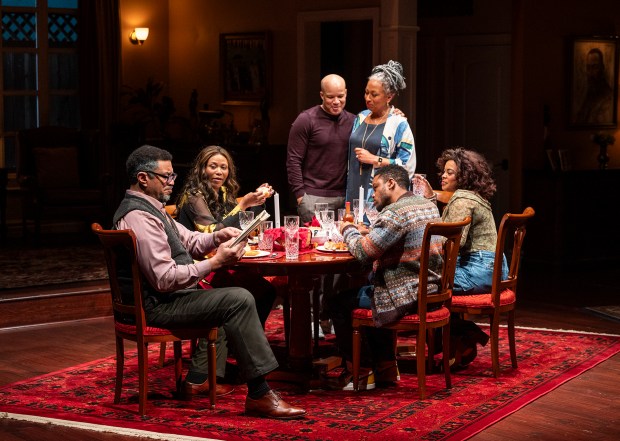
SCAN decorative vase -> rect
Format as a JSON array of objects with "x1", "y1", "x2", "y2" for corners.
[{"x1": 597, "y1": 143, "x2": 609, "y2": 170}]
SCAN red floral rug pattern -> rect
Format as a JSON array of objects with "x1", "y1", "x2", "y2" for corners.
[{"x1": 1, "y1": 313, "x2": 619, "y2": 440}]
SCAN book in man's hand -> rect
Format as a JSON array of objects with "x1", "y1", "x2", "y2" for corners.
[{"x1": 229, "y1": 210, "x2": 271, "y2": 247}]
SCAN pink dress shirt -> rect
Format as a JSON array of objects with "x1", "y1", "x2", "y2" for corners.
[{"x1": 116, "y1": 190, "x2": 216, "y2": 293}]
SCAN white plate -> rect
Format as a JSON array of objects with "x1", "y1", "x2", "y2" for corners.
[
  {"x1": 316, "y1": 245, "x2": 349, "y2": 253},
  {"x1": 242, "y1": 250, "x2": 270, "y2": 258}
]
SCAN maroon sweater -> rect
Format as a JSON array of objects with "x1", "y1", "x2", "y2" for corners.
[{"x1": 286, "y1": 105, "x2": 355, "y2": 199}]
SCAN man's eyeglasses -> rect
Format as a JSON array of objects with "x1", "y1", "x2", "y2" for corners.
[{"x1": 139, "y1": 170, "x2": 177, "y2": 185}]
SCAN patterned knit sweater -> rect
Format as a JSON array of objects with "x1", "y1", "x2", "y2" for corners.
[{"x1": 343, "y1": 193, "x2": 444, "y2": 326}]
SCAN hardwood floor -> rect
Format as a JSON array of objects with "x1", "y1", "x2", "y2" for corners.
[{"x1": 1, "y1": 264, "x2": 619, "y2": 440}]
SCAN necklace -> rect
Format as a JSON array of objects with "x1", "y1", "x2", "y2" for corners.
[{"x1": 359, "y1": 112, "x2": 387, "y2": 175}]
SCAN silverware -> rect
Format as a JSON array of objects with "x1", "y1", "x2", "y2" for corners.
[{"x1": 270, "y1": 253, "x2": 278, "y2": 258}]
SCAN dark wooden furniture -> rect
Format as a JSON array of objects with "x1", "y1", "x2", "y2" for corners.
[
  {"x1": 522, "y1": 169, "x2": 619, "y2": 267},
  {"x1": 236, "y1": 250, "x2": 361, "y2": 389},
  {"x1": 91, "y1": 223, "x2": 218, "y2": 415},
  {"x1": 350, "y1": 218, "x2": 470, "y2": 398},
  {"x1": 17, "y1": 127, "x2": 108, "y2": 242},
  {"x1": 451, "y1": 207, "x2": 535, "y2": 378},
  {"x1": 0, "y1": 167, "x2": 7, "y2": 244}
]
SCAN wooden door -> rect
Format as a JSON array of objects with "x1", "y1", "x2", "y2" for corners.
[{"x1": 445, "y1": 34, "x2": 511, "y2": 223}]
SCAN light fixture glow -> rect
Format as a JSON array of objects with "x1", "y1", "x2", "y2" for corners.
[{"x1": 129, "y1": 27, "x2": 149, "y2": 45}]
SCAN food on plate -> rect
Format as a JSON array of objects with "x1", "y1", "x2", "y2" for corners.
[
  {"x1": 244, "y1": 249, "x2": 261, "y2": 257},
  {"x1": 323, "y1": 241, "x2": 347, "y2": 251}
]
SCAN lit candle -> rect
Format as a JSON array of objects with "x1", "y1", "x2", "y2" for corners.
[
  {"x1": 358, "y1": 186, "x2": 364, "y2": 223},
  {"x1": 274, "y1": 192, "x2": 280, "y2": 228}
]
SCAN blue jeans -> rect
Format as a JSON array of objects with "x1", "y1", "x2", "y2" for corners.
[{"x1": 453, "y1": 251, "x2": 509, "y2": 295}]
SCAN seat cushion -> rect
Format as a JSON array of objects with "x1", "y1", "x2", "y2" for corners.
[
  {"x1": 115, "y1": 321, "x2": 174, "y2": 336},
  {"x1": 352, "y1": 306, "x2": 450, "y2": 324},
  {"x1": 451, "y1": 289, "x2": 516, "y2": 308}
]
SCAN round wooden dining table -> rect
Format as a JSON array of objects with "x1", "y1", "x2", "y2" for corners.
[{"x1": 236, "y1": 249, "x2": 362, "y2": 389}]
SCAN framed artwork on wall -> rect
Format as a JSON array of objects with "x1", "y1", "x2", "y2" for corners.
[
  {"x1": 568, "y1": 36, "x2": 619, "y2": 129},
  {"x1": 220, "y1": 31, "x2": 271, "y2": 105}
]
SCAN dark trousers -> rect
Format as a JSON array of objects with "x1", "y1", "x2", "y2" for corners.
[
  {"x1": 327, "y1": 286, "x2": 395, "y2": 366},
  {"x1": 146, "y1": 287, "x2": 278, "y2": 381}
]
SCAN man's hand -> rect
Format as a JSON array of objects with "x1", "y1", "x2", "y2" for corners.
[
  {"x1": 209, "y1": 237, "x2": 246, "y2": 271},
  {"x1": 214, "y1": 227, "x2": 240, "y2": 246}
]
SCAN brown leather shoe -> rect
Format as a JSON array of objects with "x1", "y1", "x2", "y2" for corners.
[
  {"x1": 245, "y1": 390, "x2": 306, "y2": 419},
  {"x1": 182, "y1": 379, "x2": 234, "y2": 399}
]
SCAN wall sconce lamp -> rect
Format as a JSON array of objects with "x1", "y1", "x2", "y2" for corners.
[{"x1": 129, "y1": 27, "x2": 149, "y2": 45}]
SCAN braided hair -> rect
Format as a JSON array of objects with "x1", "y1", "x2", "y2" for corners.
[{"x1": 369, "y1": 60, "x2": 407, "y2": 96}]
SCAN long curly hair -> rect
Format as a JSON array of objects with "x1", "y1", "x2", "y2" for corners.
[
  {"x1": 176, "y1": 145, "x2": 240, "y2": 220},
  {"x1": 436, "y1": 147, "x2": 496, "y2": 201}
]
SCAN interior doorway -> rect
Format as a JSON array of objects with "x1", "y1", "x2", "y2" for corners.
[
  {"x1": 320, "y1": 21, "x2": 373, "y2": 112},
  {"x1": 297, "y1": 8, "x2": 379, "y2": 112},
  {"x1": 445, "y1": 34, "x2": 512, "y2": 224}
]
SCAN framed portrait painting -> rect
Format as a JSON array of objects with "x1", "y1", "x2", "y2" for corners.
[
  {"x1": 569, "y1": 36, "x2": 619, "y2": 128},
  {"x1": 220, "y1": 31, "x2": 271, "y2": 105}
]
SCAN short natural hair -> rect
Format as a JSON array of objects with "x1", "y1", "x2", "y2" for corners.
[
  {"x1": 126, "y1": 145, "x2": 173, "y2": 185},
  {"x1": 369, "y1": 60, "x2": 406, "y2": 96},
  {"x1": 436, "y1": 147, "x2": 496, "y2": 200},
  {"x1": 374, "y1": 164, "x2": 410, "y2": 189}
]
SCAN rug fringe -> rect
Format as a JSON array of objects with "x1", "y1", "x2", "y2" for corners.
[
  {"x1": 474, "y1": 323, "x2": 620, "y2": 337},
  {"x1": 0, "y1": 412, "x2": 220, "y2": 441}
]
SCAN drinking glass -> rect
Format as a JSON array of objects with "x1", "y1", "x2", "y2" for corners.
[
  {"x1": 364, "y1": 200, "x2": 380, "y2": 225},
  {"x1": 314, "y1": 203, "x2": 328, "y2": 225},
  {"x1": 337, "y1": 208, "x2": 346, "y2": 222},
  {"x1": 283, "y1": 215, "x2": 300, "y2": 260},
  {"x1": 352, "y1": 199, "x2": 360, "y2": 222},
  {"x1": 258, "y1": 231, "x2": 274, "y2": 252},
  {"x1": 412, "y1": 173, "x2": 427, "y2": 196},
  {"x1": 239, "y1": 211, "x2": 254, "y2": 230},
  {"x1": 320, "y1": 209, "x2": 335, "y2": 241},
  {"x1": 259, "y1": 220, "x2": 273, "y2": 238}
]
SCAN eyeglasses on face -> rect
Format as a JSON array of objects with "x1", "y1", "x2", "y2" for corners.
[{"x1": 139, "y1": 170, "x2": 178, "y2": 185}]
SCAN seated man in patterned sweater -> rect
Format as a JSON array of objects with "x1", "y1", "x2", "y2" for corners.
[{"x1": 327, "y1": 164, "x2": 443, "y2": 390}]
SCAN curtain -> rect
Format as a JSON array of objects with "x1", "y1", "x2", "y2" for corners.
[{"x1": 79, "y1": 0, "x2": 121, "y2": 217}]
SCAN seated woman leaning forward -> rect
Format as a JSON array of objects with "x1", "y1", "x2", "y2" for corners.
[{"x1": 176, "y1": 144, "x2": 277, "y2": 329}]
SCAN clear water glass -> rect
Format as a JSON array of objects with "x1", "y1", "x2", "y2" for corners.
[
  {"x1": 239, "y1": 210, "x2": 254, "y2": 230},
  {"x1": 314, "y1": 203, "x2": 328, "y2": 225},
  {"x1": 320, "y1": 209, "x2": 335, "y2": 241},
  {"x1": 412, "y1": 173, "x2": 427, "y2": 196},
  {"x1": 352, "y1": 199, "x2": 360, "y2": 222},
  {"x1": 364, "y1": 201, "x2": 380, "y2": 225},
  {"x1": 283, "y1": 215, "x2": 300, "y2": 260}
]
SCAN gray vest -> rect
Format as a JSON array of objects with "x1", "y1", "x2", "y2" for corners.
[{"x1": 112, "y1": 193, "x2": 196, "y2": 314}]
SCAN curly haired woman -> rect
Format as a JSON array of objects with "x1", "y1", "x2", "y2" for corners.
[{"x1": 415, "y1": 147, "x2": 508, "y2": 367}]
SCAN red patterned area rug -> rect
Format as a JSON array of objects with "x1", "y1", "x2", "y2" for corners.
[{"x1": 1, "y1": 312, "x2": 619, "y2": 441}]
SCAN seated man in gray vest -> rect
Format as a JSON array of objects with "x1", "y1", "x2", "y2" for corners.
[{"x1": 113, "y1": 145, "x2": 305, "y2": 420}]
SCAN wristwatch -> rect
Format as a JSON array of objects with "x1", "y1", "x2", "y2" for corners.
[{"x1": 377, "y1": 157, "x2": 383, "y2": 165}]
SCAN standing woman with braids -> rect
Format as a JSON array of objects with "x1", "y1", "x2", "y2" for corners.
[{"x1": 346, "y1": 60, "x2": 416, "y2": 206}]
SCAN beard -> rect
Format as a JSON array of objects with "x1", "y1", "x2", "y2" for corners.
[{"x1": 159, "y1": 193, "x2": 171, "y2": 203}]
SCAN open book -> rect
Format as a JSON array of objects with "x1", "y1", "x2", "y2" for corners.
[{"x1": 230, "y1": 210, "x2": 271, "y2": 247}]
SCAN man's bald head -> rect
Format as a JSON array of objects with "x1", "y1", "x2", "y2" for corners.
[{"x1": 320, "y1": 74, "x2": 347, "y2": 116}]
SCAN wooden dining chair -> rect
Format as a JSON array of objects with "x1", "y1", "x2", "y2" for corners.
[
  {"x1": 351, "y1": 217, "x2": 471, "y2": 399},
  {"x1": 91, "y1": 223, "x2": 218, "y2": 415},
  {"x1": 450, "y1": 207, "x2": 535, "y2": 378}
]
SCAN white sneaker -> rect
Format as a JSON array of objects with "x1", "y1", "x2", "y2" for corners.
[
  {"x1": 311, "y1": 322, "x2": 325, "y2": 339},
  {"x1": 342, "y1": 370, "x2": 375, "y2": 391}
]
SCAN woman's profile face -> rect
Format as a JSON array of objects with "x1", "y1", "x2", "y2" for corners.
[
  {"x1": 441, "y1": 159, "x2": 459, "y2": 192},
  {"x1": 364, "y1": 79, "x2": 392, "y2": 115},
  {"x1": 204, "y1": 153, "x2": 229, "y2": 192}
]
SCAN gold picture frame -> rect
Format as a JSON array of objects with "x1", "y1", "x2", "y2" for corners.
[
  {"x1": 220, "y1": 31, "x2": 271, "y2": 105},
  {"x1": 568, "y1": 36, "x2": 619, "y2": 128}
]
